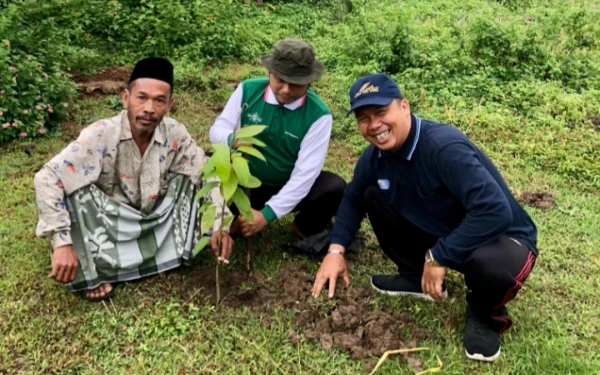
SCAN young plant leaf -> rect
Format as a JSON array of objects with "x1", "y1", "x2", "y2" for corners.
[
  {"x1": 197, "y1": 201, "x2": 213, "y2": 215},
  {"x1": 192, "y1": 235, "x2": 211, "y2": 257},
  {"x1": 221, "y1": 215, "x2": 234, "y2": 229},
  {"x1": 232, "y1": 155, "x2": 250, "y2": 185},
  {"x1": 204, "y1": 169, "x2": 218, "y2": 179},
  {"x1": 200, "y1": 205, "x2": 216, "y2": 234},
  {"x1": 248, "y1": 175, "x2": 261, "y2": 188},
  {"x1": 212, "y1": 143, "x2": 231, "y2": 182},
  {"x1": 196, "y1": 181, "x2": 219, "y2": 199},
  {"x1": 239, "y1": 146, "x2": 267, "y2": 162},
  {"x1": 235, "y1": 125, "x2": 267, "y2": 139},
  {"x1": 232, "y1": 187, "x2": 253, "y2": 222},
  {"x1": 222, "y1": 168, "x2": 238, "y2": 201},
  {"x1": 239, "y1": 175, "x2": 261, "y2": 189},
  {"x1": 241, "y1": 136, "x2": 266, "y2": 147},
  {"x1": 201, "y1": 156, "x2": 216, "y2": 177}
]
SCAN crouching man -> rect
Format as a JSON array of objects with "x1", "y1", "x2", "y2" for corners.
[
  {"x1": 34, "y1": 58, "x2": 233, "y2": 301},
  {"x1": 312, "y1": 73, "x2": 538, "y2": 362}
]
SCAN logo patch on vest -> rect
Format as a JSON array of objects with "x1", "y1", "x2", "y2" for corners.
[
  {"x1": 246, "y1": 112, "x2": 263, "y2": 124},
  {"x1": 378, "y1": 179, "x2": 390, "y2": 190}
]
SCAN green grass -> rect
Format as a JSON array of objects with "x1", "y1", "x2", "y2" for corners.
[
  {"x1": 2, "y1": 0, "x2": 600, "y2": 373},
  {"x1": 2, "y1": 69, "x2": 599, "y2": 374}
]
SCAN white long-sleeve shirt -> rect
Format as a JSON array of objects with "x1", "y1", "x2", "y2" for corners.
[{"x1": 209, "y1": 83, "x2": 333, "y2": 220}]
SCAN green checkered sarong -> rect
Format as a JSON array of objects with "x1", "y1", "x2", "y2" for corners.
[{"x1": 63, "y1": 174, "x2": 200, "y2": 292}]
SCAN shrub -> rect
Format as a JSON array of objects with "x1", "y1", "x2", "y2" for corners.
[{"x1": 0, "y1": 41, "x2": 76, "y2": 143}]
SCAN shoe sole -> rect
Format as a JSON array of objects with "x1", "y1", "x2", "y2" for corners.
[
  {"x1": 370, "y1": 279, "x2": 448, "y2": 301},
  {"x1": 465, "y1": 347, "x2": 501, "y2": 362}
]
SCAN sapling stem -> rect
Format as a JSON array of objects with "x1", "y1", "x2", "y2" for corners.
[
  {"x1": 215, "y1": 262, "x2": 220, "y2": 305},
  {"x1": 215, "y1": 182, "x2": 228, "y2": 306},
  {"x1": 245, "y1": 187, "x2": 253, "y2": 276}
]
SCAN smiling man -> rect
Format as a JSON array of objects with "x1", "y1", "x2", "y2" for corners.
[
  {"x1": 210, "y1": 38, "x2": 346, "y2": 245},
  {"x1": 311, "y1": 73, "x2": 539, "y2": 362},
  {"x1": 34, "y1": 58, "x2": 233, "y2": 302}
]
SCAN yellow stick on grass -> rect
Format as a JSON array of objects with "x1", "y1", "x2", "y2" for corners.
[{"x1": 368, "y1": 347, "x2": 443, "y2": 375}]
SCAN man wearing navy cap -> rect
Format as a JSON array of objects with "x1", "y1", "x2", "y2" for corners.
[
  {"x1": 34, "y1": 57, "x2": 233, "y2": 302},
  {"x1": 311, "y1": 73, "x2": 538, "y2": 362}
]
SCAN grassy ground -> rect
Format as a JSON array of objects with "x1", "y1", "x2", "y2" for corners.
[{"x1": 1, "y1": 60, "x2": 599, "y2": 375}]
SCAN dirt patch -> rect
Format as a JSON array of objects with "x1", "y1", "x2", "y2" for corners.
[
  {"x1": 165, "y1": 267, "x2": 274, "y2": 308},
  {"x1": 177, "y1": 261, "x2": 436, "y2": 371},
  {"x1": 278, "y1": 263, "x2": 436, "y2": 367},
  {"x1": 520, "y1": 191, "x2": 554, "y2": 208},
  {"x1": 60, "y1": 122, "x2": 85, "y2": 141},
  {"x1": 71, "y1": 67, "x2": 131, "y2": 97},
  {"x1": 207, "y1": 105, "x2": 225, "y2": 114},
  {"x1": 588, "y1": 115, "x2": 600, "y2": 131}
]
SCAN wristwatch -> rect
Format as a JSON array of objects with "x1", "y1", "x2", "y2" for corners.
[
  {"x1": 327, "y1": 249, "x2": 345, "y2": 256},
  {"x1": 425, "y1": 249, "x2": 442, "y2": 267}
]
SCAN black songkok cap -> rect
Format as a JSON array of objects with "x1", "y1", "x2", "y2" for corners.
[{"x1": 129, "y1": 57, "x2": 174, "y2": 89}]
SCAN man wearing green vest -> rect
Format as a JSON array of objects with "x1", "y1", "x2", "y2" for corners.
[{"x1": 210, "y1": 38, "x2": 346, "y2": 242}]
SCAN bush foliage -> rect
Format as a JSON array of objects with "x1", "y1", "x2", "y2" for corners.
[{"x1": 0, "y1": 0, "x2": 598, "y2": 187}]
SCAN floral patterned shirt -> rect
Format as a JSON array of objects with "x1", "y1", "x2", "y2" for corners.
[{"x1": 34, "y1": 110, "x2": 230, "y2": 249}]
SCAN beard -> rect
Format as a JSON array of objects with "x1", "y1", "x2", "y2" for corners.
[{"x1": 127, "y1": 109, "x2": 160, "y2": 136}]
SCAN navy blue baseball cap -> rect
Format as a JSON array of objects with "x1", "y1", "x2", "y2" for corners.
[{"x1": 347, "y1": 73, "x2": 403, "y2": 115}]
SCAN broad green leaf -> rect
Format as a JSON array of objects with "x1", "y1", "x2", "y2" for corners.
[
  {"x1": 239, "y1": 146, "x2": 267, "y2": 162},
  {"x1": 201, "y1": 156, "x2": 216, "y2": 176},
  {"x1": 197, "y1": 201, "x2": 213, "y2": 215},
  {"x1": 222, "y1": 169, "x2": 238, "y2": 201},
  {"x1": 196, "y1": 181, "x2": 219, "y2": 199},
  {"x1": 232, "y1": 187, "x2": 253, "y2": 222},
  {"x1": 232, "y1": 155, "x2": 250, "y2": 185},
  {"x1": 204, "y1": 169, "x2": 218, "y2": 179},
  {"x1": 243, "y1": 136, "x2": 266, "y2": 147},
  {"x1": 221, "y1": 215, "x2": 234, "y2": 229},
  {"x1": 235, "y1": 125, "x2": 267, "y2": 139},
  {"x1": 200, "y1": 205, "x2": 216, "y2": 234},
  {"x1": 212, "y1": 143, "x2": 231, "y2": 182},
  {"x1": 239, "y1": 175, "x2": 261, "y2": 189},
  {"x1": 192, "y1": 236, "x2": 211, "y2": 257}
]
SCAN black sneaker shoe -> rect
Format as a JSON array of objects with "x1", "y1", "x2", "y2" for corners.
[
  {"x1": 464, "y1": 306, "x2": 501, "y2": 362},
  {"x1": 370, "y1": 274, "x2": 448, "y2": 301}
]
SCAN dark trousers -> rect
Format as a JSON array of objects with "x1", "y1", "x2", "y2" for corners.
[
  {"x1": 233, "y1": 171, "x2": 346, "y2": 236},
  {"x1": 365, "y1": 186, "x2": 536, "y2": 332}
]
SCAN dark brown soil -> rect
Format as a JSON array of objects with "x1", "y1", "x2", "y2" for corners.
[
  {"x1": 520, "y1": 191, "x2": 554, "y2": 208},
  {"x1": 176, "y1": 261, "x2": 437, "y2": 370},
  {"x1": 71, "y1": 67, "x2": 131, "y2": 96},
  {"x1": 588, "y1": 115, "x2": 600, "y2": 131},
  {"x1": 208, "y1": 105, "x2": 225, "y2": 113},
  {"x1": 60, "y1": 122, "x2": 84, "y2": 141}
]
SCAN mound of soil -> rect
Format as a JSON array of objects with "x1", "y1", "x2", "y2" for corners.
[
  {"x1": 520, "y1": 191, "x2": 554, "y2": 208},
  {"x1": 177, "y1": 261, "x2": 437, "y2": 371},
  {"x1": 71, "y1": 67, "x2": 131, "y2": 96}
]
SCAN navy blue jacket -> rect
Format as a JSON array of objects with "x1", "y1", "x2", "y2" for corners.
[{"x1": 331, "y1": 114, "x2": 538, "y2": 267}]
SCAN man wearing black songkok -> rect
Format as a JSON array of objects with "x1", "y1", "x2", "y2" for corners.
[{"x1": 34, "y1": 58, "x2": 234, "y2": 301}]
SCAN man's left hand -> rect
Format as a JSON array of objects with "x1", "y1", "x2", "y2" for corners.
[
  {"x1": 421, "y1": 262, "x2": 447, "y2": 300},
  {"x1": 210, "y1": 230, "x2": 234, "y2": 265},
  {"x1": 238, "y1": 209, "x2": 268, "y2": 237}
]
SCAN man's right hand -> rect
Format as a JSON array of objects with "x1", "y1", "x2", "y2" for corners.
[
  {"x1": 48, "y1": 245, "x2": 78, "y2": 283},
  {"x1": 311, "y1": 246, "x2": 350, "y2": 299}
]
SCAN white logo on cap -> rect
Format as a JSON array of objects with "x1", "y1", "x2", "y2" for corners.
[{"x1": 354, "y1": 82, "x2": 379, "y2": 98}]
